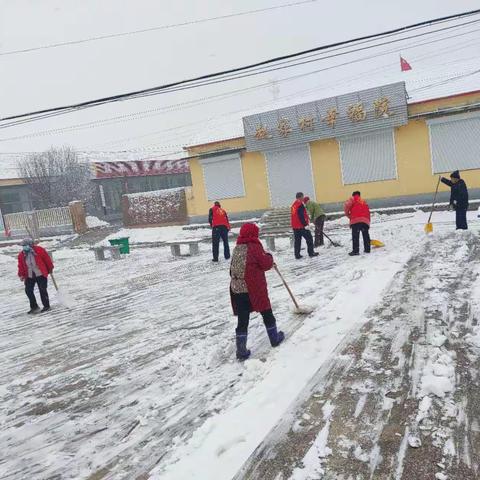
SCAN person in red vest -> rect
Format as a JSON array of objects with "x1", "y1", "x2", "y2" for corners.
[
  {"x1": 344, "y1": 191, "x2": 371, "y2": 256},
  {"x1": 17, "y1": 238, "x2": 54, "y2": 313},
  {"x1": 209, "y1": 201, "x2": 231, "y2": 262},
  {"x1": 230, "y1": 223, "x2": 284, "y2": 360},
  {"x1": 291, "y1": 192, "x2": 318, "y2": 259}
]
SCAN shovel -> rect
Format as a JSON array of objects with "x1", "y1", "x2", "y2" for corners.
[
  {"x1": 50, "y1": 272, "x2": 75, "y2": 310},
  {"x1": 425, "y1": 176, "x2": 442, "y2": 234},
  {"x1": 323, "y1": 232, "x2": 341, "y2": 247},
  {"x1": 274, "y1": 265, "x2": 313, "y2": 315}
]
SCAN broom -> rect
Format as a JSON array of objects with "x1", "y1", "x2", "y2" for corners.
[
  {"x1": 274, "y1": 265, "x2": 313, "y2": 315},
  {"x1": 425, "y1": 176, "x2": 442, "y2": 234}
]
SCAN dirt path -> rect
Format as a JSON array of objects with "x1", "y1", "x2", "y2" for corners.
[{"x1": 236, "y1": 232, "x2": 480, "y2": 480}]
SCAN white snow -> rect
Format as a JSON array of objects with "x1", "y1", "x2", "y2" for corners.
[
  {"x1": 86, "y1": 215, "x2": 109, "y2": 228},
  {"x1": 1, "y1": 210, "x2": 479, "y2": 479}
]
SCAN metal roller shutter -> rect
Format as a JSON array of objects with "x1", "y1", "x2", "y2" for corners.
[
  {"x1": 428, "y1": 112, "x2": 480, "y2": 173},
  {"x1": 265, "y1": 145, "x2": 316, "y2": 208},
  {"x1": 339, "y1": 129, "x2": 397, "y2": 185},
  {"x1": 200, "y1": 153, "x2": 245, "y2": 201}
]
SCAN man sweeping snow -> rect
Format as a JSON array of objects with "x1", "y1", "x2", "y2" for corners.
[
  {"x1": 344, "y1": 191, "x2": 371, "y2": 256},
  {"x1": 441, "y1": 170, "x2": 469, "y2": 230},
  {"x1": 291, "y1": 192, "x2": 318, "y2": 259},
  {"x1": 208, "y1": 201, "x2": 231, "y2": 262},
  {"x1": 230, "y1": 223, "x2": 285, "y2": 360},
  {"x1": 303, "y1": 196, "x2": 326, "y2": 247},
  {"x1": 17, "y1": 238, "x2": 54, "y2": 313}
]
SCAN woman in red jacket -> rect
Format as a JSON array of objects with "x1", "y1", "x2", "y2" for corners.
[
  {"x1": 230, "y1": 223, "x2": 284, "y2": 360},
  {"x1": 17, "y1": 238, "x2": 54, "y2": 313}
]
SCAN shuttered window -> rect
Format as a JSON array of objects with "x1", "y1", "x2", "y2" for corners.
[
  {"x1": 200, "y1": 153, "x2": 245, "y2": 201},
  {"x1": 265, "y1": 145, "x2": 316, "y2": 208},
  {"x1": 428, "y1": 112, "x2": 480, "y2": 173},
  {"x1": 339, "y1": 129, "x2": 397, "y2": 185}
]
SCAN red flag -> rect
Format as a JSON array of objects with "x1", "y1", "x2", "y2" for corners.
[{"x1": 400, "y1": 56, "x2": 412, "y2": 72}]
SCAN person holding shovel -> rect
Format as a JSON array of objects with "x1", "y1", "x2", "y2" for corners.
[
  {"x1": 303, "y1": 196, "x2": 326, "y2": 247},
  {"x1": 291, "y1": 192, "x2": 318, "y2": 259},
  {"x1": 230, "y1": 223, "x2": 285, "y2": 360},
  {"x1": 17, "y1": 238, "x2": 54, "y2": 313},
  {"x1": 441, "y1": 170, "x2": 469, "y2": 230},
  {"x1": 344, "y1": 191, "x2": 371, "y2": 256}
]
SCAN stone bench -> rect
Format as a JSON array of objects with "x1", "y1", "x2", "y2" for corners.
[
  {"x1": 261, "y1": 233, "x2": 294, "y2": 251},
  {"x1": 166, "y1": 240, "x2": 201, "y2": 257},
  {"x1": 91, "y1": 245, "x2": 121, "y2": 261}
]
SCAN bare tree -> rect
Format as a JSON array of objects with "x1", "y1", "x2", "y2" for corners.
[{"x1": 18, "y1": 147, "x2": 94, "y2": 209}]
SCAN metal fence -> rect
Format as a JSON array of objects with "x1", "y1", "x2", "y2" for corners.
[{"x1": 4, "y1": 206, "x2": 73, "y2": 236}]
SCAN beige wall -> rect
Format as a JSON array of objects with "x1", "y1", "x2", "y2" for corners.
[{"x1": 186, "y1": 91, "x2": 480, "y2": 216}]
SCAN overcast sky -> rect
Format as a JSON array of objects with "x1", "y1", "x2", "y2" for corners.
[{"x1": 1, "y1": 0, "x2": 479, "y2": 157}]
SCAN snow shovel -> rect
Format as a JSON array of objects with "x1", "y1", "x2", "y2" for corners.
[
  {"x1": 370, "y1": 239, "x2": 385, "y2": 248},
  {"x1": 274, "y1": 265, "x2": 313, "y2": 315},
  {"x1": 323, "y1": 232, "x2": 341, "y2": 247},
  {"x1": 50, "y1": 272, "x2": 74, "y2": 310},
  {"x1": 425, "y1": 176, "x2": 442, "y2": 234}
]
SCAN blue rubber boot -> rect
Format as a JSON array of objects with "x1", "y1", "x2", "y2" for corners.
[
  {"x1": 236, "y1": 333, "x2": 251, "y2": 360},
  {"x1": 266, "y1": 326, "x2": 285, "y2": 347}
]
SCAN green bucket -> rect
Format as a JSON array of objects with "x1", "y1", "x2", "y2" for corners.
[{"x1": 109, "y1": 237, "x2": 130, "y2": 254}]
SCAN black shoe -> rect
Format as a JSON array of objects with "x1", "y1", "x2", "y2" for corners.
[
  {"x1": 28, "y1": 306, "x2": 40, "y2": 314},
  {"x1": 365, "y1": 250, "x2": 371, "y2": 254},
  {"x1": 349, "y1": 251, "x2": 360, "y2": 256},
  {"x1": 225, "y1": 255, "x2": 231, "y2": 260},
  {"x1": 309, "y1": 252, "x2": 319, "y2": 257},
  {"x1": 295, "y1": 255, "x2": 303, "y2": 259},
  {"x1": 212, "y1": 259, "x2": 219, "y2": 263},
  {"x1": 41, "y1": 306, "x2": 51, "y2": 313}
]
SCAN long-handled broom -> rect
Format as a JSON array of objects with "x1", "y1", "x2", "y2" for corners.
[
  {"x1": 274, "y1": 265, "x2": 313, "y2": 315},
  {"x1": 425, "y1": 176, "x2": 442, "y2": 234}
]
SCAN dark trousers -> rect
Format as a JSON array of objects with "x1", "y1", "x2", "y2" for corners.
[
  {"x1": 25, "y1": 275, "x2": 49, "y2": 309},
  {"x1": 351, "y1": 223, "x2": 371, "y2": 253},
  {"x1": 456, "y1": 209, "x2": 468, "y2": 230},
  {"x1": 293, "y1": 228, "x2": 314, "y2": 258},
  {"x1": 212, "y1": 226, "x2": 230, "y2": 261},
  {"x1": 233, "y1": 293, "x2": 276, "y2": 334},
  {"x1": 314, "y1": 215, "x2": 325, "y2": 247}
]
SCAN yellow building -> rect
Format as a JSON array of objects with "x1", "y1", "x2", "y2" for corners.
[{"x1": 185, "y1": 83, "x2": 480, "y2": 221}]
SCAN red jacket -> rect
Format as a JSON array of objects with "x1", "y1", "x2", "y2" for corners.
[
  {"x1": 344, "y1": 195, "x2": 371, "y2": 226},
  {"x1": 18, "y1": 245, "x2": 54, "y2": 279},
  {"x1": 291, "y1": 200, "x2": 310, "y2": 229},
  {"x1": 209, "y1": 205, "x2": 230, "y2": 229},
  {"x1": 230, "y1": 241, "x2": 273, "y2": 313}
]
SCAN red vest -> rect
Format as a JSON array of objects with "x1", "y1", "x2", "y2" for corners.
[
  {"x1": 346, "y1": 196, "x2": 371, "y2": 226},
  {"x1": 291, "y1": 200, "x2": 309, "y2": 229},
  {"x1": 212, "y1": 206, "x2": 230, "y2": 228}
]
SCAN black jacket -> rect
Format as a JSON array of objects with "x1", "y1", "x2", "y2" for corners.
[{"x1": 441, "y1": 177, "x2": 469, "y2": 210}]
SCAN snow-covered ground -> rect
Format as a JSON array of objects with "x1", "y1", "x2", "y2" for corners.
[{"x1": 0, "y1": 210, "x2": 479, "y2": 479}]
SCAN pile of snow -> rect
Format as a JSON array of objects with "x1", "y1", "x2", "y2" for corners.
[{"x1": 86, "y1": 216, "x2": 109, "y2": 228}]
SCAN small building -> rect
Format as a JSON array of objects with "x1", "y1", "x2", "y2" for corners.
[
  {"x1": 0, "y1": 153, "x2": 33, "y2": 214},
  {"x1": 185, "y1": 82, "x2": 480, "y2": 221},
  {"x1": 90, "y1": 157, "x2": 191, "y2": 218}
]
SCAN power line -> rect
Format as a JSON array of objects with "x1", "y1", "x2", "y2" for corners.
[
  {"x1": 2, "y1": 17, "x2": 479, "y2": 133},
  {"x1": 3, "y1": 23, "x2": 480, "y2": 144},
  {"x1": 1, "y1": 8, "x2": 480, "y2": 127},
  {"x1": 0, "y1": 0, "x2": 318, "y2": 57}
]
